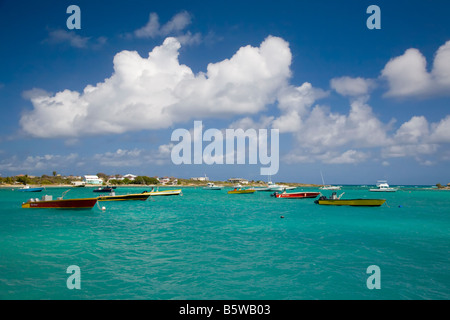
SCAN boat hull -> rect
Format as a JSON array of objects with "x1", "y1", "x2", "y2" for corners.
[
  {"x1": 18, "y1": 187, "x2": 44, "y2": 192},
  {"x1": 253, "y1": 187, "x2": 271, "y2": 191},
  {"x1": 275, "y1": 192, "x2": 320, "y2": 199},
  {"x1": 315, "y1": 199, "x2": 386, "y2": 206},
  {"x1": 22, "y1": 198, "x2": 98, "y2": 209},
  {"x1": 97, "y1": 193, "x2": 151, "y2": 201},
  {"x1": 370, "y1": 181, "x2": 397, "y2": 192},
  {"x1": 145, "y1": 189, "x2": 182, "y2": 196},
  {"x1": 319, "y1": 186, "x2": 341, "y2": 190},
  {"x1": 227, "y1": 189, "x2": 255, "y2": 194},
  {"x1": 269, "y1": 186, "x2": 296, "y2": 192},
  {"x1": 93, "y1": 187, "x2": 116, "y2": 193}
]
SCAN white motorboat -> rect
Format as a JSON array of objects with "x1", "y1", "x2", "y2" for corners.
[
  {"x1": 267, "y1": 181, "x2": 295, "y2": 191},
  {"x1": 369, "y1": 181, "x2": 397, "y2": 192},
  {"x1": 253, "y1": 181, "x2": 295, "y2": 191},
  {"x1": 203, "y1": 182, "x2": 223, "y2": 190}
]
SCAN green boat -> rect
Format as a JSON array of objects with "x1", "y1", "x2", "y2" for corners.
[{"x1": 314, "y1": 192, "x2": 385, "y2": 207}]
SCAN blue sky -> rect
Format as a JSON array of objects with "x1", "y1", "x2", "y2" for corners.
[{"x1": 1, "y1": 0, "x2": 450, "y2": 185}]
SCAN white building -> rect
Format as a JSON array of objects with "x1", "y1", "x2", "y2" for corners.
[
  {"x1": 228, "y1": 178, "x2": 249, "y2": 184},
  {"x1": 84, "y1": 175, "x2": 103, "y2": 185},
  {"x1": 191, "y1": 176, "x2": 209, "y2": 181},
  {"x1": 122, "y1": 174, "x2": 137, "y2": 181},
  {"x1": 159, "y1": 177, "x2": 170, "y2": 184}
]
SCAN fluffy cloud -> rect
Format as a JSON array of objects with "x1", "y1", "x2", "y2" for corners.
[
  {"x1": 281, "y1": 96, "x2": 391, "y2": 164},
  {"x1": 293, "y1": 98, "x2": 390, "y2": 150},
  {"x1": 381, "y1": 115, "x2": 450, "y2": 160},
  {"x1": 0, "y1": 153, "x2": 79, "y2": 172},
  {"x1": 229, "y1": 116, "x2": 274, "y2": 131},
  {"x1": 330, "y1": 76, "x2": 376, "y2": 97},
  {"x1": 93, "y1": 147, "x2": 171, "y2": 167},
  {"x1": 282, "y1": 41, "x2": 450, "y2": 165},
  {"x1": 21, "y1": 36, "x2": 292, "y2": 138},
  {"x1": 393, "y1": 116, "x2": 429, "y2": 144},
  {"x1": 381, "y1": 41, "x2": 450, "y2": 97},
  {"x1": 0, "y1": 146, "x2": 172, "y2": 173},
  {"x1": 44, "y1": 29, "x2": 107, "y2": 49},
  {"x1": 272, "y1": 82, "x2": 328, "y2": 133},
  {"x1": 135, "y1": 11, "x2": 192, "y2": 38},
  {"x1": 133, "y1": 11, "x2": 201, "y2": 45},
  {"x1": 430, "y1": 115, "x2": 450, "y2": 143},
  {"x1": 19, "y1": 34, "x2": 450, "y2": 169},
  {"x1": 322, "y1": 150, "x2": 370, "y2": 164}
]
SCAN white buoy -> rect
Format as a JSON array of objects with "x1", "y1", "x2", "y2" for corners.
[{"x1": 102, "y1": 206, "x2": 106, "y2": 211}]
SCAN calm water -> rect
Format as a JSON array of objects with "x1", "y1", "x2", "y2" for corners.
[{"x1": 0, "y1": 185, "x2": 449, "y2": 300}]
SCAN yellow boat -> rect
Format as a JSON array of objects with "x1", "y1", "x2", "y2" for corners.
[{"x1": 227, "y1": 188, "x2": 255, "y2": 194}]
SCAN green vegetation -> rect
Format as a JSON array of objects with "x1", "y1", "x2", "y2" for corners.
[
  {"x1": 0, "y1": 173, "x2": 321, "y2": 187},
  {"x1": 133, "y1": 176, "x2": 160, "y2": 185},
  {"x1": 0, "y1": 174, "x2": 73, "y2": 185},
  {"x1": 108, "y1": 176, "x2": 160, "y2": 185}
]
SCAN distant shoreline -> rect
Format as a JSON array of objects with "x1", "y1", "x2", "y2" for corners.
[
  {"x1": 0, "y1": 182, "x2": 322, "y2": 189},
  {"x1": 1, "y1": 183, "x2": 448, "y2": 189}
]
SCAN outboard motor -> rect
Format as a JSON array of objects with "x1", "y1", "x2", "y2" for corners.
[{"x1": 314, "y1": 195, "x2": 327, "y2": 204}]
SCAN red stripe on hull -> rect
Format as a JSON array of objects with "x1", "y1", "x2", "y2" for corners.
[
  {"x1": 275, "y1": 192, "x2": 320, "y2": 199},
  {"x1": 23, "y1": 198, "x2": 97, "y2": 209}
]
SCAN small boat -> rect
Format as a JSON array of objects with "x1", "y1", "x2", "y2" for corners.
[
  {"x1": 72, "y1": 183, "x2": 86, "y2": 188},
  {"x1": 97, "y1": 191, "x2": 151, "y2": 201},
  {"x1": 145, "y1": 188, "x2": 182, "y2": 196},
  {"x1": 319, "y1": 185, "x2": 342, "y2": 190},
  {"x1": 227, "y1": 188, "x2": 255, "y2": 194},
  {"x1": 272, "y1": 191, "x2": 320, "y2": 199},
  {"x1": 369, "y1": 181, "x2": 397, "y2": 192},
  {"x1": 267, "y1": 181, "x2": 295, "y2": 191},
  {"x1": 314, "y1": 192, "x2": 385, "y2": 207},
  {"x1": 18, "y1": 185, "x2": 44, "y2": 192},
  {"x1": 93, "y1": 186, "x2": 117, "y2": 193},
  {"x1": 22, "y1": 194, "x2": 97, "y2": 209},
  {"x1": 253, "y1": 186, "x2": 271, "y2": 191},
  {"x1": 203, "y1": 182, "x2": 223, "y2": 190},
  {"x1": 319, "y1": 171, "x2": 341, "y2": 190}
]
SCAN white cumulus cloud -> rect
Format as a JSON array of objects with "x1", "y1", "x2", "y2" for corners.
[
  {"x1": 381, "y1": 40, "x2": 450, "y2": 97},
  {"x1": 330, "y1": 76, "x2": 376, "y2": 97},
  {"x1": 21, "y1": 36, "x2": 292, "y2": 138}
]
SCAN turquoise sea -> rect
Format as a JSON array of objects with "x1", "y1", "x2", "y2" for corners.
[{"x1": 0, "y1": 185, "x2": 449, "y2": 300}]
